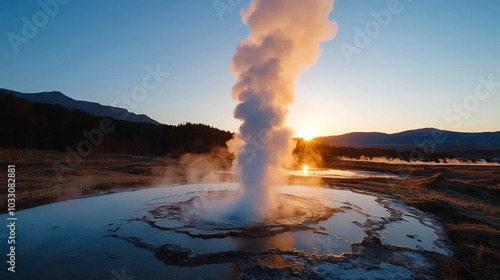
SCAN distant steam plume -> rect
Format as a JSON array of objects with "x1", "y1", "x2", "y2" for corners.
[{"x1": 227, "y1": 0, "x2": 338, "y2": 220}]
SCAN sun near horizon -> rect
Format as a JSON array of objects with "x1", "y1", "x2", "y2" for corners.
[{"x1": 295, "y1": 127, "x2": 318, "y2": 141}]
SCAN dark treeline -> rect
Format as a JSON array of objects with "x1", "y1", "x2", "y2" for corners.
[{"x1": 0, "y1": 92, "x2": 233, "y2": 156}]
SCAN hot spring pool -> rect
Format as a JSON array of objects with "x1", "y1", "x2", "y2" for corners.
[
  {"x1": 289, "y1": 168, "x2": 402, "y2": 179},
  {"x1": 0, "y1": 183, "x2": 451, "y2": 280}
]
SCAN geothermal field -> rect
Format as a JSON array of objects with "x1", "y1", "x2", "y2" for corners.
[
  {"x1": 0, "y1": 171, "x2": 452, "y2": 279},
  {"x1": 2, "y1": 158, "x2": 499, "y2": 279},
  {"x1": 2, "y1": 0, "x2": 500, "y2": 279}
]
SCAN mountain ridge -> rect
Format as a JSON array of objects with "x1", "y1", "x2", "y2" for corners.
[
  {"x1": 317, "y1": 128, "x2": 500, "y2": 151},
  {"x1": 0, "y1": 88, "x2": 160, "y2": 125}
]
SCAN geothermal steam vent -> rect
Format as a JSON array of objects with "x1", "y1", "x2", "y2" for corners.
[
  {"x1": 226, "y1": 0, "x2": 338, "y2": 220},
  {"x1": 4, "y1": 1, "x2": 454, "y2": 279}
]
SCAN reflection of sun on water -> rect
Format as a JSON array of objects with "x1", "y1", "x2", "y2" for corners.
[{"x1": 303, "y1": 165, "x2": 308, "y2": 175}]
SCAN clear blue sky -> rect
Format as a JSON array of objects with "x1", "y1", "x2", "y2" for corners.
[{"x1": 1, "y1": 0, "x2": 499, "y2": 136}]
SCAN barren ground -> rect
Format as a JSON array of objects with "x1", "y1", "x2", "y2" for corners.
[{"x1": 1, "y1": 149, "x2": 499, "y2": 279}]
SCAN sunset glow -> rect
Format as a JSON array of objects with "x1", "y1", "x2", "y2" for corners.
[
  {"x1": 296, "y1": 128, "x2": 316, "y2": 141},
  {"x1": 1, "y1": 0, "x2": 499, "y2": 279}
]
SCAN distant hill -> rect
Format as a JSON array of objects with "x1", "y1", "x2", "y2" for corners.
[
  {"x1": 0, "y1": 88, "x2": 160, "y2": 125},
  {"x1": 317, "y1": 128, "x2": 500, "y2": 151},
  {"x1": 0, "y1": 91, "x2": 233, "y2": 156}
]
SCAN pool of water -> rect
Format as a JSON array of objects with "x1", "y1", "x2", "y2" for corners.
[
  {"x1": 289, "y1": 168, "x2": 401, "y2": 179},
  {"x1": 0, "y1": 183, "x2": 450, "y2": 280}
]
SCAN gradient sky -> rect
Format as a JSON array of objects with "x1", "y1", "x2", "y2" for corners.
[{"x1": 1, "y1": 0, "x2": 499, "y2": 137}]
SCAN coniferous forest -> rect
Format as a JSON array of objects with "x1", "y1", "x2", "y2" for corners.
[{"x1": 0, "y1": 91, "x2": 233, "y2": 156}]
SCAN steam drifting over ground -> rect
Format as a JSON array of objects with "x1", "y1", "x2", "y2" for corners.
[
  {"x1": 227, "y1": 0, "x2": 338, "y2": 220},
  {"x1": 339, "y1": 156, "x2": 500, "y2": 166}
]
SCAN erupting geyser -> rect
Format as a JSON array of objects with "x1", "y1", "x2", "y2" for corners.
[{"x1": 227, "y1": 0, "x2": 338, "y2": 220}]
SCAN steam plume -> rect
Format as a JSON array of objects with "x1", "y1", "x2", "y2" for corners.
[{"x1": 227, "y1": 0, "x2": 338, "y2": 220}]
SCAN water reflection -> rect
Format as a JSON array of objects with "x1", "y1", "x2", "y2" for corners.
[
  {"x1": 232, "y1": 232, "x2": 295, "y2": 251},
  {"x1": 0, "y1": 183, "x2": 450, "y2": 279},
  {"x1": 289, "y1": 168, "x2": 401, "y2": 179}
]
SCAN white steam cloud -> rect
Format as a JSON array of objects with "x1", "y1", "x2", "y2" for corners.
[{"x1": 227, "y1": 0, "x2": 338, "y2": 220}]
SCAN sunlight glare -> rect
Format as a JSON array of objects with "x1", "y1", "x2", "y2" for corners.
[
  {"x1": 298, "y1": 129, "x2": 315, "y2": 141},
  {"x1": 303, "y1": 134, "x2": 314, "y2": 141}
]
